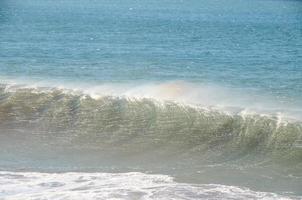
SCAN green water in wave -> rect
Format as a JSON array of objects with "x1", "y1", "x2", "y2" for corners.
[{"x1": 0, "y1": 86, "x2": 302, "y2": 194}]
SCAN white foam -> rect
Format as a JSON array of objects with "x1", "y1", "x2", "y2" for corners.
[{"x1": 0, "y1": 171, "x2": 297, "y2": 200}]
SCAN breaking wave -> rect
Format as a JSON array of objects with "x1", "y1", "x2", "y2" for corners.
[{"x1": 0, "y1": 83, "x2": 301, "y2": 167}]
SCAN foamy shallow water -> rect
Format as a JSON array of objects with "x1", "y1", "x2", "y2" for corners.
[{"x1": 0, "y1": 171, "x2": 299, "y2": 200}]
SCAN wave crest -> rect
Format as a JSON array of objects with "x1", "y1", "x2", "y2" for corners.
[{"x1": 0, "y1": 85, "x2": 301, "y2": 166}]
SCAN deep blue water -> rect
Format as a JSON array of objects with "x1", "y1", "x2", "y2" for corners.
[{"x1": 1, "y1": 0, "x2": 302, "y2": 103}]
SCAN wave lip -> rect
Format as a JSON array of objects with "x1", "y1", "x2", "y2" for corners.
[
  {"x1": 0, "y1": 171, "x2": 299, "y2": 200},
  {"x1": 1, "y1": 79, "x2": 302, "y2": 121}
]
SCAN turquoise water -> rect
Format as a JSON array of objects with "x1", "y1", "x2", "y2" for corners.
[{"x1": 0, "y1": 0, "x2": 302, "y2": 199}]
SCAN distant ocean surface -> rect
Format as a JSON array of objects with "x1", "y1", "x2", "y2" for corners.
[{"x1": 0, "y1": 0, "x2": 302, "y2": 199}]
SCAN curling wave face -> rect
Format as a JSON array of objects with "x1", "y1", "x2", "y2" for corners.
[
  {"x1": 0, "y1": 83, "x2": 302, "y2": 195},
  {"x1": 0, "y1": 83, "x2": 301, "y2": 157}
]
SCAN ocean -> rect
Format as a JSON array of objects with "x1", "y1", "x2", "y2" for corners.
[{"x1": 0, "y1": 0, "x2": 302, "y2": 199}]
